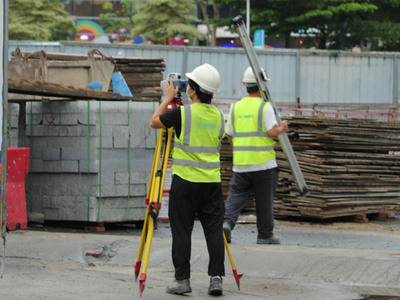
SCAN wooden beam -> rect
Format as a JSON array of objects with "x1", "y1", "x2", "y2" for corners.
[{"x1": 7, "y1": 77, "x2": 149, "y2": 102}]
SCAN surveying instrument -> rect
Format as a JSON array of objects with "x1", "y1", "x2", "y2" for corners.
[
  {"x1": 233, "y1": 15, "x2": 309, "y2": 195},
  {"x1": 134, "y1": 74, "x2": 242, "y2": 295}
]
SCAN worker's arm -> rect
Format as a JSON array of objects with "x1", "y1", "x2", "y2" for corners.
[
  {"x1": 268, "y1": 120, "x2": 288, "y2": 137},
  {"x1": 150, "y1": 78, "x2": 178, "y2": 129}
]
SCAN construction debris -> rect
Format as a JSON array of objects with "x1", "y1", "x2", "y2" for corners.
[{"x1": 220, "y1": 116, "x2": 400, "y2": 220}]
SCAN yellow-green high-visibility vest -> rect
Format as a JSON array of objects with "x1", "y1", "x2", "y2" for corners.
[
  {"x1": 230, "y1": 97, "x2": 276, "y2": 166},
  {"x1": 172, "y1": 103, "x2": 225, "y2": 183}
]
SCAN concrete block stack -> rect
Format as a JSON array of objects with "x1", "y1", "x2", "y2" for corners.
[
  {"x1": 22, "y1": 100, "x2": 158, "y2": 223},
  {"x1": 7, "y1": 103, "x2": 19, "y2": 147}
]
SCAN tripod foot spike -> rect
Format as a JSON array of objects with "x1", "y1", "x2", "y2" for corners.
[
  {"x1": 139, "y1": 273, "x2": 147, "y2": 295},
  {"x1": 233, "y1": 269, "x2": 243, "y2": 290},
  {"x1": 134, "y1": 261, "x2": 142, "y2": 281}
]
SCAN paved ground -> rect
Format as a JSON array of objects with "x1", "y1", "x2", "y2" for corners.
[{"x1": 1, "y1": 215, "x2": 400, "y2": 300}]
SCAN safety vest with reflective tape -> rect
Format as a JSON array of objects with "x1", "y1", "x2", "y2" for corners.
[
  {"x1": 230, "y1": 97, "x2": 276, "y2": 166},
  {"x1": 172, "y1": 103, "x2": 225, "y2": 183}
]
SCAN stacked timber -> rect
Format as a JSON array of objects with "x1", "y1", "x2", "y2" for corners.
[
  {"x1": 111, "y1": 57, "x2": 165, "y2": 102},
  {"x1": 220, "y1": 116, "x2": 400, "y2": 220},
  {"x1": 9, "y1": 49, "x2": 166, "y2": 102}
]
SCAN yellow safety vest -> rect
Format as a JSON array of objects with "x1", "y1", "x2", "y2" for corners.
[
  {"x1": 172, "y1": 103, "x2": 225, "y2": 183},
  {"x1": 230, "y1": 97, "x2": 276, "y2": 166}
]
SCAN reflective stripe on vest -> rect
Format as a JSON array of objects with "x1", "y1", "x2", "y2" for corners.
[
  {"x1": 172, "y1": 104, "x2": 225, "y2": 182},
  {"x1": 230, "y1": 98, "x2": 276, "y2": 165},
  {"x1": 230, "y1": 101, "x2": 270, "y2": 138},
  {"x1": 173, "y1": 105, "x2": 224, "y2": 154}
]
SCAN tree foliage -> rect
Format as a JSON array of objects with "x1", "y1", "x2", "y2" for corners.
[
  {"x1": 99, "y1": 0, "x2": 136, "y2": 42},
  {"x1": 9, "y1": 0, "x2": 76, "y2": 41},
  {"x1": 217, "y1": 0, "x2": 400, "y2": 51},
  {"x1": 130, "y1": 0, "x2": 205, "y2": 44}
]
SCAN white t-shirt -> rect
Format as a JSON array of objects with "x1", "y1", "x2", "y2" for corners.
[{"x1": 225, "y1": 101, "x2": 278, "y2": 172}]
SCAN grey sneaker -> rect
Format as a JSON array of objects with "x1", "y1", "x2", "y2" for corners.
[
  {"x1": 257, "y1": 235, "x2": 281, "y2": 244},
  {"x1": 166, "y1": 279, "x2": 192, "y2": 295},
  {"x1": 208, "y1": 276, "x2": 223, "y2": 296},
  {"x1": 223, "y1": 222, "x2": 231, "y2": 243}
]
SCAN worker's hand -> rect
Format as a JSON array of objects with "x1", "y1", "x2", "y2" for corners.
[
  {"x1": 268, "y1": 120, "x2": 289, "y2": 137},
  {"x1": 164, "y1": 78, "x2": 179, "y2": 103},
  {"x1": 279, "y1": 120, "x2": 289, "y2": 134}
]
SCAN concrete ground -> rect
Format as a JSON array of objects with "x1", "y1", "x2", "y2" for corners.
[{"x1": 1, "y1": 214, "x2": 400, "y2": 300}]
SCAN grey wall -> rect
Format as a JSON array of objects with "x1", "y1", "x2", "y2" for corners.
[{"x1": 9, "y1": 41, "x2": 400, "y2": 105}]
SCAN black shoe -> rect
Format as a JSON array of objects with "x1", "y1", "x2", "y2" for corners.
[
  {"x1": 166, "y1": 279, "x2": 192, "y2": 295},
  {"x1": 257, "y1": 235, "x2": 281, "y2": 245},
  {"x1": 223, "y1": 222, "x2": 231, "y2": 243},
  {"x1": 208, "y1": 276, "x2": 223, "y2": 296}
]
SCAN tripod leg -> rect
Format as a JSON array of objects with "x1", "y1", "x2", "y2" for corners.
[
  {"x1": 134, "y1": 206, "x2": 149, "y2": 280},
  {"x1": 135, "y1": 127, "x2": 173, "y2": 295},
  {"x1": 224, "y1": 232, "x2": 243, "y2": 290},
  {"x1": 134, "y1": 129, "x2": 165, "y2": 280},
  {"x1": 139, "y1": 215, "x2": 155, "y2": 296}
]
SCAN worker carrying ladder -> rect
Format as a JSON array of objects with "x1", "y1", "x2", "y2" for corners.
[{"x1": 233, "y1": 15, "x2": 309, "y2": 196}]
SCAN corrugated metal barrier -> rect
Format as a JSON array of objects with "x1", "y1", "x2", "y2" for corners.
[{"x1": 8, "y1": 41, "x2": 400, "y2": 106}]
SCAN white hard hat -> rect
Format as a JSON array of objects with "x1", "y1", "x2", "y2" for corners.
[
  {"x1": 185, "y1": 63, "x2": 220, "y2": 94},
  {"x1": 242, "y1": 66, "x2": 268, "y2": 85}
]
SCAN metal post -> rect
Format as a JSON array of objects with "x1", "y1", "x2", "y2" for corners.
[{"x1": 1, "y1": 0, "x2": 9, "y2": 278}]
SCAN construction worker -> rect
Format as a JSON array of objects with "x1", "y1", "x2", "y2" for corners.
[
  {"x1": 150, "y1": 63, "x2": 226, "y2": 296},
  {"x1": 223, "y1": 66, "x2": 288, "y2": 245}
]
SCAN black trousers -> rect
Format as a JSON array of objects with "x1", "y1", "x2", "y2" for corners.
[{"x1": 168, "y1": 175, "x2": 225, "y2": 280}]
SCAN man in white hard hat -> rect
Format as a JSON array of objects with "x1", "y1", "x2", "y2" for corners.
[
  {"x1": 150, "y1": 63, "x2": 226, "y2": 296},
  {"x1": 223, "y1": 66, "x2": 288, "y2": 245}
]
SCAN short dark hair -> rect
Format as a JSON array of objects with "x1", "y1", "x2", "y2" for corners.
[
  {"x1": 246, "y1": 84, "x2": 259, "y2": 94},
  {"x1": 188, "y1": 79, "x2": 213, "y2": 104}
]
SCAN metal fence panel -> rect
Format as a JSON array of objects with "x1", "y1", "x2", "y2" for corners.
[{"x1": 8, "y1": 41, "x2": 400, "y2": 105}]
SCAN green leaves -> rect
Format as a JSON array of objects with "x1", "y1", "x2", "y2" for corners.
[
  {"x1": 9, "y1": 0, "x2": 75, "y2": 41},
  {"x1": 130, "y1": 0, "x2": 205, "y2": 43}
]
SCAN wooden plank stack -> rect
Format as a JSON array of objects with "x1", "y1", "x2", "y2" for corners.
[
  {"x1": 111, "y1": 57, "x2": 165, "y2": 102},
  {"x1": 220, "y1": 116, "x2": 400, "y2": 220}
]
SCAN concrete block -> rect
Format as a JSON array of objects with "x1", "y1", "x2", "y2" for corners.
[
  {"x1": 79, "y1": 159, "x2": 100, "y2": 173},
  {"x1": 78, "y1": 101, "x2": 99, "y2": 113},
  {"x1": 99, "y1": 136, "x2": 113, "y2": 149},
  {"x1": 58, "y1": 126, "x2": 79, "y2": 137},
  {"x1": 26, "y1": 125, "x2": 45, "y2": 137},
  {"x1": 145, "y1": 127, "x2": 158, "y2": 149},
  {"x1": 78, "y1": 124, "x2": 98, "y2": 137},
  {"x1": 48, "y1": 137, "x2": 81, "y2": 148},
  {"x1": 101, "y1": 124, "x2": 113, "y2": 137},
  {"x1": 113, "y1": 137, "x2": 129, "y2": 148},
  {"x1": 77, "y1": 112, "x2": 98, "y2": 125},
  {"x1": 62, "y1": 147, "x2": 98, "y2": 160},
  {"x1": 43, "y1": 208, "x2": 59, "y2": 220},
  {"x1": 99, "y1": 171, "x2": 115, "y2": 185},
  {"x1": 112, "y1": 125, "x2": 129, "y2": 138},
  {"x1": 30, "y1": 147, "x2": 42, "y2": 160},
  {"x1": 101, "y1": 113, "x2": 128, "y2": 125},
  {"x1": 59, "y1": 102, "x2": 78, "y2": 113},
  {"x1": 26, "y1": 102, "x2": 43, "y2": 114},
  {"x1": 60, "y1": 113, "x2": 78, "y2": 125},
  {"x1": 42, "y1": 102, "x2": 61, "y2": 114},
  {"x1": 30, "y1": 159, "x2": 44, "y2": 172},
  {"x1": 7, "y1": 130, "x2": 19, "y2": 147},
  {"x1": 42, "y1": 148, "x2": 61, "y2": 161},
  {"x1": 60, "y1": 160, "x2": 79, "y2": 173},
  {"x1": 115, "y1": 171, "x2": 148, "y2": 185},
  {"x1": 43, "y1": 113, "x2": 60, "y2": 125},
  {"x1": 26, "y1": 113, "x2": 43, "y2": 126},
  {"x1": 42, "y1": 161, "x2": 61, "y2": 173}
]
